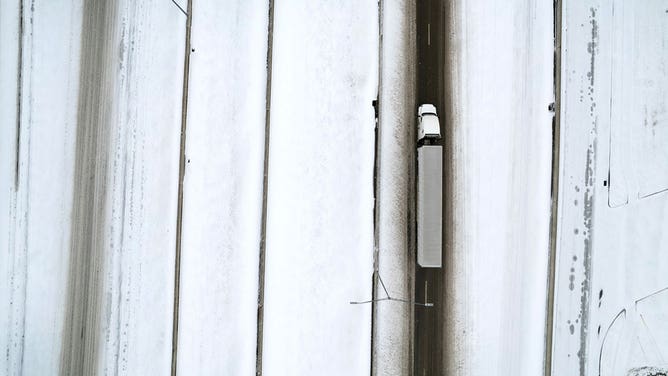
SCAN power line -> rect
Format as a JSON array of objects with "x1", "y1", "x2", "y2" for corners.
[
  {"x1": 350, "y1": 271, "x2": 433, "y2": 307},
  {"x1": 170, "y1": 0, "x2": 187, "y2": 16}
]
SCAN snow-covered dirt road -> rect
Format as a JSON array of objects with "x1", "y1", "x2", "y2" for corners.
[{"x1": 1, "y1": 1, "x2": 186, "y2": 374}]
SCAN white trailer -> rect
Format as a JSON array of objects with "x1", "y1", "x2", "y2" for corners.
[{"x1": 416, "y1": 104, "x2": 442, "y2": 268}]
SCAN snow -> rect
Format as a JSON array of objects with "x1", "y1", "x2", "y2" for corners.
[
  {"x1": 175, "y1": 1, "x2": 268, "y2": 374},
  {"x1": 1, "y1": 1, "x2": 186, "y2": 374},
  {"x1": 0, "y1": 2, "x2": 82, "y2": 374},
  {"x1": 4, "y1": 0, "x2": 668, "y2": 374},
  {"x1": 260, "y1": 1, "x2": 378, "y2": 374},
  {"x1": 443, "y1": 0, "x2": 554, "y2": 374},
  {"x1": 91, "y1": 3, "x2": 186, "y2": 374},
  {"x1": 373, "y1": 1, "x2": 416, "y2": 374},
  {"x1": 0, "y1": 1, "x2": 21, "y2": 370},
  {"x1": 551, "y1": 2, "x2": 668, "y2": 375},
  {"x1": 2, "y1": 1, "x2": 382, "y2": 374}
]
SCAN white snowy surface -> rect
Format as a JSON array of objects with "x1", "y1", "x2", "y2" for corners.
[
  {"x1": 260, "y1": 1, "x2": 378, "y2": 374},
  {"x1": 175, "y1": 1, "x2": 268, "y2": 374},
  {"x1": 373, "y1": 1, "x2": 416, "y2": 374},
  {"x1": 0, "y1": 2, "x2": 81, "y2": 374},
  {"x1": 90, "y1": 2, "x2": 186, "y2": 374},
  {"x1": 1, "y1": 1, "x2": 186, "y2": 374},
  {"x1": 0, "y1": 1, "x2": 21, "y2": 371},
  {"x1": 443, "y1": 0, "x2": 554, "y2": 374},
  {"x1": 551, "y1": 2, "x2": 668, "y2": 375}
]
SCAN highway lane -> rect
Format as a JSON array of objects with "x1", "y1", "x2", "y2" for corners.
[{"x1": 414, "y1": 0, "x2": 446, "y2": 374}]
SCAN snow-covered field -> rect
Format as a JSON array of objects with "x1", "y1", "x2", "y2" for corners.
[
  {"x1": 175, "y1": 1, "x2": 268, "y2": 374},
  {"x1": 4, "y1": 0, "x2": 664, "y2": 375},
  {"x1": 0, "y1": 2, "x2": 82, "y2": 374},
  {"x1": 2, "y1": 1, "x2": 382, "y2": 375},
  {"x1": 1, "y1": 1, "x2": 186, "y2": 374},
  {"x1": 260, "y1": 1, "x2": 378, "y2": 374},
  {"x1": 443, "y1": 0, "x2": 554, "y2": 374},
  {"x1": 551, "y1": 2, "x2": 668, "y2": 375},
  {"x1": 87, "y1": 3, "x2": 186, "y2": 374}
]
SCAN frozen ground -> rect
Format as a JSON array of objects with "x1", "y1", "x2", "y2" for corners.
[
  {"x1": 260, "y1": 1, "x2": 378, "y2": 374},
  {"x1": 0, "y1": 2, "x2": 81, "y2": 374},
  {"x1": 7, "y1": 1, "x2": 648, "y2": 375},
  {"x1": 1, "y1": 1, "x2": 186, "y2": 374},
  {"x1": 2, "y1": 1, "x2": 384, "y2": 375},
  {"x1": 551, "y1": 2, "x2": 668, "y2": 375},
  {"x1": 443, "y1": 0, "x2": 554, "y2": 374},
  {"x1": 175, "y1": 0, "x2": 268, "y2": 374}
]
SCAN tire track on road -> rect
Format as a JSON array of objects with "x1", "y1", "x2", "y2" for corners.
[{"x1": 60, "y1": 2, "x2": 117, "y2": 374}]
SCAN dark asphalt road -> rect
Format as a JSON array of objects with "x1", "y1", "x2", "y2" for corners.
[{"x1": 414, "y1": 0, "x2": 446, "y2": 374}]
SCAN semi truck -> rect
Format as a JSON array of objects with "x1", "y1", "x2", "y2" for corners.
[{"x1": 416, "y1": 104, "x2": 442, "y2": 268}]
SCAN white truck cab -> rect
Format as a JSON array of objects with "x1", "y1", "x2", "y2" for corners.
[
  {"x1": 417, "y1": 104, "x2": 441, "y2": 141},
  {"x1": 416, "y1": 104, "x2": 442, "y2": 268}
]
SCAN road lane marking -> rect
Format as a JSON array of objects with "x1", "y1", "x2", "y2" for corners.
[{"x1": 428, "y1": 23, "x2": 430, "y2": 46}]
